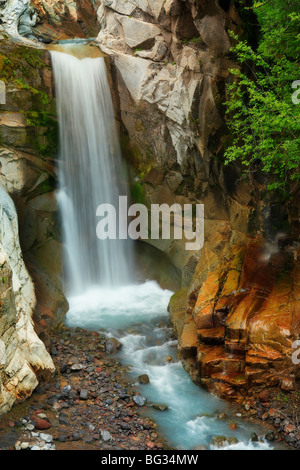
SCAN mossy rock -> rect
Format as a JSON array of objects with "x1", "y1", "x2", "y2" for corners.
[
  {"x1": 168, "y1": 288, "x2": 188, "y2": 338},
  {"x1": 0, "y1": 37, "x2": 57, "y2": 162},
  {"x1": 211, "y1": 436, "x2": 239, "y2": 448}
]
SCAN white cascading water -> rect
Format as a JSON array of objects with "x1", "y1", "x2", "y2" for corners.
[
  {"x1": 51, "y1": 49, "x2": 280, "y2": 451},
  {"x1": 51, "y1": 51, "x2": 131, "y2": 294}
]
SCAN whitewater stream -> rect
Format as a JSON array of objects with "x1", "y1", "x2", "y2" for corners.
[
  {"x1": 65, "y1": 281, "x2": 277, "y2": 451},
  {"x1": 51, "y1": 49, "x2": 281, "y2": 451}
]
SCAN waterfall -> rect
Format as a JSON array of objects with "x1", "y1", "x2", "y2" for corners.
[
  {"x1": 51, "y1": 51, "x2": 131, "y2": 294},
  {"x1": 49, "y1": 50, "x2": 280, "y2": 453}
]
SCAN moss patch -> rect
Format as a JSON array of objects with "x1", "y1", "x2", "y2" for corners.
[{"x1": 0, "y1": 37, "x2": 58, "y2": 161}]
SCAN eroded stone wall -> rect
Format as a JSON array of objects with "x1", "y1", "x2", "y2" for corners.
[
  {"x1": 0, "y1": 186, "x2": 55, "y2": 415},
  {"x1": 95, "y1": 0, "x2": 241, "y2": 274}
]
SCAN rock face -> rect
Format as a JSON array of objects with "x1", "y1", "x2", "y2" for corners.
[
  {"x1": 169, "y1": 229, "x2": 300, "y2": 402},
  {"x1": 0, "y1": 0, "x2": 33, "y2": 37},
  {"x1": 0, "y1": 186, "x2": 55, "y2": 415},
  {"x1": 29, "y1": 0, "x2": 100, "y2": 41},
  {"x1": 0, "y1": 37, "x2": 68, "y2": 336},
  {"x1": 96, "y1": 0, "x2": 300, "y2": 401},
  {"x1": 0, "y1": 36, "x2": 67, "y2": 413},
  {"x1": 0, "y1": 0, "x2": 299, "y2": 407},
  {"x1": 0, "y1": 0, "x2": 99, "y2": 41},
  {"x1": 0, "y1": 37, "x2": 67, "y2": 414},
  {"x1": 96, "y1": 0, "x2": 237, "y2": 274}
]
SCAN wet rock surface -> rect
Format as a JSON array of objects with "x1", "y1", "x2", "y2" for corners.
[
  {"x1": 0, "y1": 327, "x2": 166, "y2": 451},
  {"x1": 211, "y1": 435, "x2": 238, "y2": 448},
  {"x1": 169, "y1": 242, "x2": 300, "y2": 405}
]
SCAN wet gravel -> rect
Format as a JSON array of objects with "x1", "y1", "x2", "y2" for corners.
[{"x1": 0, "y1": 327, "x2": 167, "y2": 451}]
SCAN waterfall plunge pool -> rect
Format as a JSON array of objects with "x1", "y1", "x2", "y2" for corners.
[{"x1": 66, "y1": 280, "x2": 279, "y2": 451}]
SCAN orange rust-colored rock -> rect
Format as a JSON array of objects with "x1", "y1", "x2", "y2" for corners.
[
  {"x1": 194, "y1": 304, "x2": 214, "y2": 329},
  {"x1": 197, "y1": 345, "x2": 245, "y2": 377},
  {"x1": 211, "y1": 372, "x2": 247, "y2": 388},
  {"x1": 198, "y1": 327, "x2": 225, "y2": 345},
  {"x1": 170, "y1": 234, "x2": 300, "y2": 403},
  {"x1": 34, "y1": 418, "x2": 51, "y2": 430},
  {"x1": 258, "y1": 390, "x2": 270, "y2": 403}
]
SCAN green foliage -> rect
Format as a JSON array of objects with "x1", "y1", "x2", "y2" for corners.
[
  {"x1": 131, "y1": 182, "x2": 146, "y2": 205},
  {"x1": 25, "y1": 110, "x2": 58, "y2": 159},
  {"x1": 225, "y1": 0, "x2": 300, "y2": 192}
]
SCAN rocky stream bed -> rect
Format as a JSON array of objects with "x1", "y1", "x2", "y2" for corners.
[
  {"x1": 0, "y1": 325, "x2": 298, "y2": 451},
  {"x1": 0, "y1": 327, "x2": 166, "y2": 451}
]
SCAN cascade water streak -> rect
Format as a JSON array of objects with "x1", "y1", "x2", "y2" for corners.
[{"x1": 51, "y1": 51, "x2": 131, "y2": 293}]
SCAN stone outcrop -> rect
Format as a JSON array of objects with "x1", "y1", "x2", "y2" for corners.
[
  {"x1": 0, "y1": 185, "x2": 55, "y2": 415},
  {"x1": 0, "y1": 37, "x2": 68, "y2": 337},
  {"x1": 0, "y1": 0, "x2": 33, "y2": 37},
  {"x1": 29, "y1": 0, "x2": 100, "y2": 41},
  {"x1": 169, "y1": 224, "x2": 300, "y2": 402}
]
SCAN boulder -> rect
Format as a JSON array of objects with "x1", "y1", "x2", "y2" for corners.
[
  {"x1": 133, "y1": 395, "x2": 147, "y2": 407},
  {"x1": 152, "y1": 403, "x2": 169, "y2": 411},
  {"x1": 138, "y1": 374, "x2": 150, "y2": 384},
  {"x1": 211, "y1": 436, "x2": 239, "y2": 448},
  {"x1": 118, "y1": 17, "x2": 161, "y2": 49},
  {"x1": 34, "y1": 418, "x2": 51, "y2": 431},
  {"x1": 258, "y1": 390, "x2": 270, "y2": 403},
  {"x1": 105, "y1": 337, "x2": 122, "y2": 354}
]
